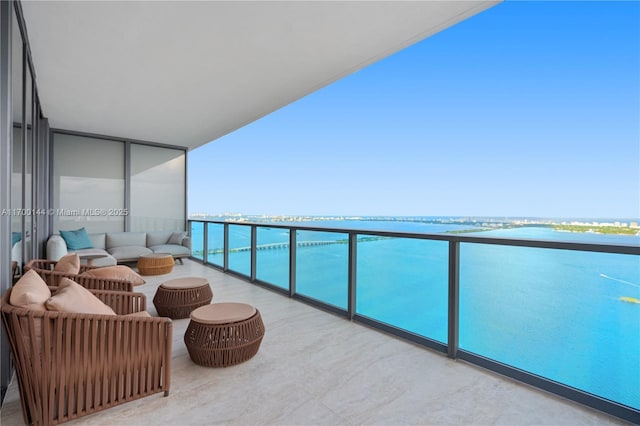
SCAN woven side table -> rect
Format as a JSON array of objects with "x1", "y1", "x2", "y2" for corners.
[
  {"x1": 138, "y1": 253, "x2": 174, "y2": 276},
  {"x1": 153, "y1": 277, "x2": 213, "y2": 319},
  {"x1": 184, "y1": 303, "x2": 265, "y2": 367}
]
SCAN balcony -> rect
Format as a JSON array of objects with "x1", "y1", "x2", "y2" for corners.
[
  {"x1": 0, "y1": 257, "x2": 628, "y2": 425},
  {"x1": 2, "y1": 1, "x2": 638, "y2": 424}
]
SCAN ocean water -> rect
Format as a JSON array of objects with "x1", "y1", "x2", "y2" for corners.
[{"x1": 190, "y1": 220, "x2": 640, "y2": 410}]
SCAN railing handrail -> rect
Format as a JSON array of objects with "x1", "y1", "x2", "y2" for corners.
[{"x1": 188, "y1": 219, "x2": 640, "y2": 255}]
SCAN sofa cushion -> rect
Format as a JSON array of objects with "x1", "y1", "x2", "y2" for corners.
[
  {"x1": 108, "y1": 246, "x2": 153, "y2": 261},
  {"x1": 80, "y1": 265, "x2": 145, "y2": 286},
  {"x1": 150, "y1": 244, "x2": 190, "y2": 257},
  {"x1": 45, "y1": 278, "x2": 116, "y2": 315},
  {"x1": 146, "y1": 231, "x2": 173, "y2": 247},
  {"x1": 47, "y1": 235, "x2": 68, "y2": 262},
  {"x1": 10, "y1": 269, "x2": 51, "y2": 310},
  {"x1": 168, "y1": 231, "x2": 187, "y2": 245},
  {"x1": 88, "y1": 233, "x2": 107, "y2": 250},
  {"x1": 106, "y1": 232, "x2": 147, "y2": 249},
  {"x1": 53, "y1": 253, "x2": 80, "y2": 274},
  {"x1": 60, "y1": 227, "x2": 94, "y2": 250}
]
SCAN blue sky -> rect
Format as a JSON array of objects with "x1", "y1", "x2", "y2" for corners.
[{"x1": 189, "y1": 1, "x2": 640, "y2": 219}]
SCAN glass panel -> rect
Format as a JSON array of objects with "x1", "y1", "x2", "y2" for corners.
[
  {"x1": 23, "y1": 66, "x2": 32, "y2": 263},
  {"x1": 228, "y1": 224, "x2": 251, "y2": 276},
  {"x1": 295, "y1": 230, "x2": 348, "y2": 310},
  {"x1": 357, "y1": 237, "x2": 448, "y2": 343},
  {"x1": 10, "y1": 15, "x2": 22, "y2": 267},
  {"x1": 11, "y1": 127, "x2": 21, "y2": 267},
  {"x1": 30, "y1": 102, "x2": 39, "y2": 259},
  {"x1": 460, "y1": 244, "x2": 640, "y2": 410},
  {"x1": 130, "y1": 145, "x2": 185, "y2": 231},
  {"x1": 190, "y1": 221, "x2": 204, "y2": 261},
  {"x1": 206, "y1": 222, "x2": 224, "y2": 267},
  {"x1": 52, "y1": 134, "x2": 125, "y2": 233},
  {"x1": 255, "y1": 226, "x2": 289, "y2": 289}
]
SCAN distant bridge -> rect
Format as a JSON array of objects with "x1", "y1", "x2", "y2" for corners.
[
  {"x1": 194, "y1": 236, "x2": 390, "y2": 256},
  {"x1": 229, "y1": 240, "x2": 339, "y2": 253}
]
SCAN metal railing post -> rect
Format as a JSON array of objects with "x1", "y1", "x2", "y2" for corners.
[
  {"x1": 223, "y1": 223, "x2": 229, "y2": 272},
  {"x1": 348, "y1": 232, "x2": 357, "y2": 320},
  {"x1": 250, "y1": 225, "x2": 257, "y2": 282},
  {"x1": 289, "y1": 230, "x2": 296, "y2": 297},
  {"x1": 448, "y1": 240, "x2": 460, "y2": 359},
  {"x1": 203, "y1": 221, "x2": 208, "y2": 264}
]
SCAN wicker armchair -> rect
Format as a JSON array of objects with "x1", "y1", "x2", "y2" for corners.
[
  {"x1": 24, "y1": 259, "x2": 134, "y2": 292},
  {"x1": 1, "y1": 287, "x2": 173, "y2": 425}
]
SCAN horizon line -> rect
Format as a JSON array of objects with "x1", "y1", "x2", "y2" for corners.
[{"x1": 188, "y1": 213, "x2": 640, "y2": 221}]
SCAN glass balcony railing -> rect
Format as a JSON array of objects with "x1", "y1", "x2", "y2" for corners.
[
  {"x1": 295, "y1": 230, "x2": 349, "y2": 310},
  {"x1": 190, "y1": 221, "x2": 204, "y2": 261},
  {"x1": 228, "y1": 224, "x2": 251, "y2": 276},
  {"x1": 255, "y1": 226, "x2": 289, "y2": 289},
  {"x1": 459, "y1": 244, "x2": 640, "y2": 410},
  {"x1": 187, "y1": 219, "x2": 640, "y2": 423},
  {"x1": 205, "y1": 222, "x2": 224, "y2": 267},
  {"x1": 357, "y1": 237, "x2": 449, "y2": 344}
]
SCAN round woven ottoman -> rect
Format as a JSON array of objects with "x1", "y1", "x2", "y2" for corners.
[
  {"x1": 153, "y1": 277, "x2": 213, "y2": 319},
  {"x1": 184, "y1": 303, "x2": 265, "y2": 367},
  {"x1": 138, "y1": 253, "x2": 174, "y2": 276}
]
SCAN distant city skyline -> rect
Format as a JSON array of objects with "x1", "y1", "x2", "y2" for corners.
[{"x1": 188, "y1": 1, "x2": 640, "y2": 219}]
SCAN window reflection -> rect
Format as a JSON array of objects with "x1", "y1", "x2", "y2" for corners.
[
  {"x1": 10, "y1": 9, "x2": 23, "y2": 268},
  {"x1": 130, "y1": 145, "x2": 185, "y2": 231}
]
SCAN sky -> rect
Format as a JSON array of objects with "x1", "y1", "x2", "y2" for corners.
[{"x1": 188, "y1": 1, "x2": 640, "y2": 219}]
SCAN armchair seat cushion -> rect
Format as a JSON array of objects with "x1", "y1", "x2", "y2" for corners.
[
  {"x1": 124, "y1": 310, "x2": 152, "y2": 318},
  {"x1": 9, "y1": 269, "x2": 51, "y2": 310},
  {"x1": 80, "y1": 265, "x2": 145, "y2": 286},
  {"x1": 53, "y1": 253, "x2": 81, "y2": 274},
  {"x1": 45, "y1": 278, "x2": 116, "y2": 316}
]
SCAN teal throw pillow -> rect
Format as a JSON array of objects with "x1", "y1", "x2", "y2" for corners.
[
  {"x1": 11, "y1": 232, "x2": 21, "y2": 246},
  {"x1": 59, "y1": 227, "x2": 94, "y2": 251}
]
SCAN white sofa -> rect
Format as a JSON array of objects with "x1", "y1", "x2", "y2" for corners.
[{"x1": 47, "y1": 231, "x2": 191, "y2": 267}]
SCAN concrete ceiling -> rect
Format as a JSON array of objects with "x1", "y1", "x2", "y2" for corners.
[{"x1": 21, "y1": 1, "x2": 499, "y2": 151}]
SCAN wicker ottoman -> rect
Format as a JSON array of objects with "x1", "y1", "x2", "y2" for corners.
[
  {"x1": 153, "y1": 277, "x2": 213, "y2": 319},
  {"x1": 184, "y1": 303, "x2": 265, "y2": 367},
  {"x1": 138, "y1": 253, "x2": 175, "y2": 276}
]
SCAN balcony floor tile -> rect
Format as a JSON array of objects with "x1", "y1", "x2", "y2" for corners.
[{"x1": 0, "y1": 259, "x2": 628, "y2": 425}]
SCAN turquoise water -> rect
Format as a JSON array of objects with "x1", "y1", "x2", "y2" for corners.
[{"x1": 190, "y1": 220, "x2": 640, "y2": 410}]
